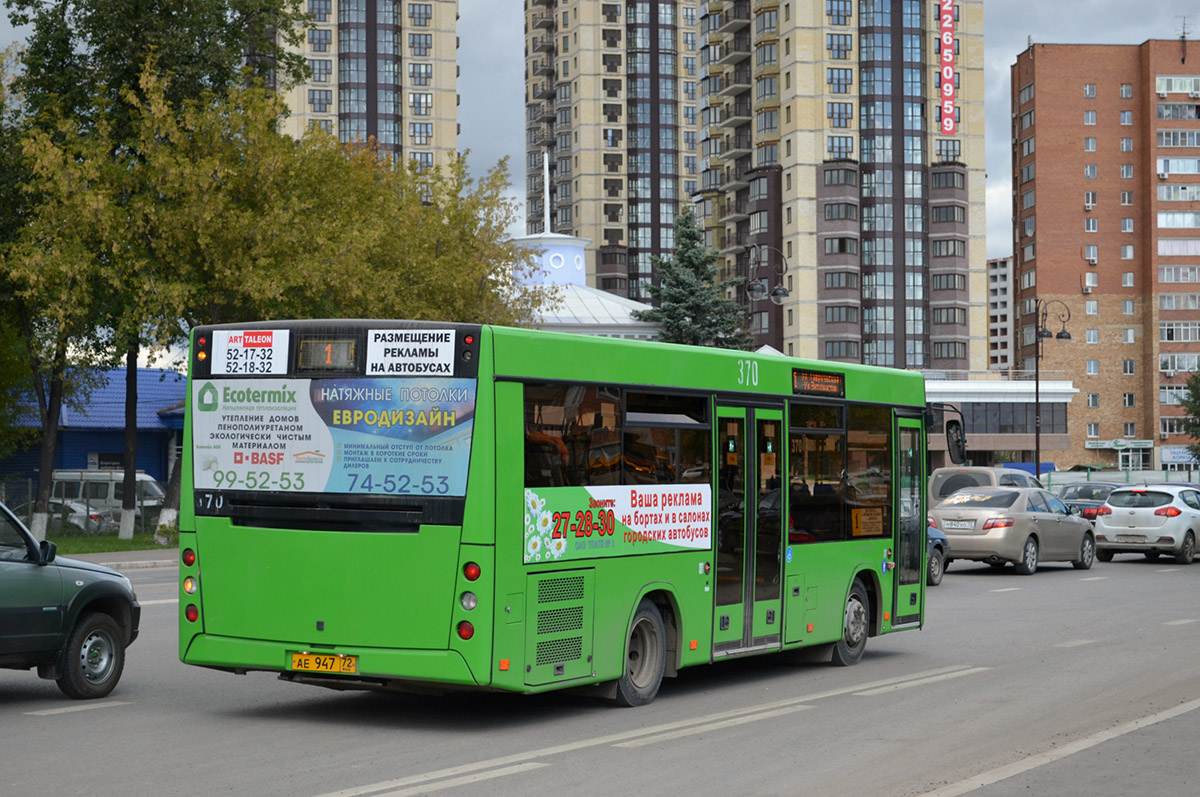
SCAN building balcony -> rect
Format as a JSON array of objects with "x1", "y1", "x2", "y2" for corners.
[
  {"x1": 531, "y1": 12, "x2": 555, "y2": 30},
  {"x1": 533, "y1": 82, "x2": 554, "y2": 100},
  {"x1": 752, "y1": 0, "x2": 780, "y2": 10},
  {"x1": 717, "y1": 2, "x2": 751, "y2": 32},
  {"x1": 533, "y1": 59, "x2": 555, "y2": 77},
  {"x1": 720, "y1": 100, "x2": 752, "y2": 127},
  {"x1": 724, "y1": 132, "x2": 752, "y2": 158},
  {"x1": 720, "y1": 232, "x2": 748, "y2": 254},
  {"x1": 717, "y1": 67, "x2": 752, "y2": 96},
  {"x1": 722, "y1": 164, "x2": 750, "y2": 189},
  {"x1": 716, "y1": 34, "x2": 751, "y2": 65},
  {"x1": 531, "y1": 0, "x2": 552, "y2": 7},
  {"x1": 718, "y1": 199, "x2": 749, "y2": 223},
  {"x1": 537, "y1": 104, "x2": 555, "y2": 123},
  {"x1": 532, "y1": 36, "x2": 554, "y2": 54}
]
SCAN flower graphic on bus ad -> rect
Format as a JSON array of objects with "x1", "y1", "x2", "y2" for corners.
[{"x1": 522, "y1": 485, "x2": 712, "y2": 564}]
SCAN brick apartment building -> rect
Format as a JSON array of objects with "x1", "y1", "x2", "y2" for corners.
[{"x1": 1011, "y1": 39, "x2": 1200, "y2": 470}]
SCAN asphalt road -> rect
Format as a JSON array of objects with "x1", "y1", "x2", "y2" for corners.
[{"x1": 5, "y1": 555, "x2": 1200, "y2": 796}]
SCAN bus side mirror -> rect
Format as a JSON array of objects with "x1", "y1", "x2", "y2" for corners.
[{"x1": 946, "y1": 419, "x2": 966, "y2": 465}]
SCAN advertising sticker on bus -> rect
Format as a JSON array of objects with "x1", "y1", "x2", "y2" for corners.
[
  {"x1": 523, "y1": 484, "x2": 712, "y2": 563},
  {"x1": 191, "y1": 376, "x2": 475, "y2": 496}
]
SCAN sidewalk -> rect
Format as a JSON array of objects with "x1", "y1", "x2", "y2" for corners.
[{"x1": 70, "y1": 547, "x2": 179, "y2": 571}]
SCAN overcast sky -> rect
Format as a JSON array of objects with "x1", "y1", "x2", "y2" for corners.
[{"x1": 5, "y1": 1, "x2": 1198, "y2": 256}]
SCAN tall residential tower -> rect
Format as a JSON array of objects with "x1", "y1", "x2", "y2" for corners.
[
  {"x1": 695, "y1": 0, "x2": 986, "y2": 364},
  {"x1": 281, "y1": 0, "x2": 459, "y2": 166},
  {"x1": 524, "y1": 1, "x2": 703, "y2": 298}
]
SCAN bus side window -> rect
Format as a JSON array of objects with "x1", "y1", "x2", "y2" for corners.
[{"x1": 524, "y1": 383, "x2": 621, "y2": 488}]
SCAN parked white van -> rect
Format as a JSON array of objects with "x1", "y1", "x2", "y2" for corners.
[{"x1": 50, "y1": 470, "x2": 166, "y2": 518}]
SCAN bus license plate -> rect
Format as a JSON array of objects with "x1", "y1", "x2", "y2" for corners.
[{"x1": 290, "y1": 652, "x2": 357, "y2": 674}]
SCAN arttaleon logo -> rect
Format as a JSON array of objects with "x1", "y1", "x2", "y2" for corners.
[
  {"x1": 197, "y1": 382, "x2": 219, "y2": 412},
  {"x1": 292, "y1": 451, "x2": 326, "y2": 464},
  {"x1": 241, "y1": 331, "x2": 274, "y2": 348}
]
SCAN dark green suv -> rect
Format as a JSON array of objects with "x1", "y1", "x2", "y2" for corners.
[{"x1": 0, "y1": 500, "x2": 140, "y2": 698}]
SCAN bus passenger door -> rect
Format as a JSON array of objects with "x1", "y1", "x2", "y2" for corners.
[
  {"x1": 893, "y1": 418, "x2": 924, "y2": 628},
  {"x1": 713, "y1": 406, "x2": 783, "y2": 656}
]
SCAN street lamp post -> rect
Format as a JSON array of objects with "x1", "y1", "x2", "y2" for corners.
[
  {"x1": 746, "y1": 245, "x2": 790, "y2": 306},
  {"x1": 1033, "y1": 299, "x2": 1072, "y2": 479}
]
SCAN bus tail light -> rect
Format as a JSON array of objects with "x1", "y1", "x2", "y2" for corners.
[
  {"x1": 463, "y1": 562, "x2": 481, "y2": 581},
  {"x1": 457, "y1": 621, "x2": 475, "y2": 640},
  {"x1": 1155, "y1": 506, "x2": 1181, "y2": 517},
  {"x1": 183, "y1": 576, "x2": 198, "y2": 594},
  {"x1": 983, "y1": 517, "x2": 1014, "y2": 529},
  {"x1": 185, "y1": 604, "x2": 199, "y2": 623},
  {"x1": 182, "y1": 548, "x2": 197, "y2": 567}
]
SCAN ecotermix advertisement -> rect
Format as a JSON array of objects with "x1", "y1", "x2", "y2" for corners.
[
  {"x1": 523, "y1": 484, "x2": 713, "y2": 563},
  {"x1": 191, "y1": 377, "x2": 476, "y2": 497}
]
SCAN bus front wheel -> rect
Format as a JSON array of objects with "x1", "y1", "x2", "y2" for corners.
[
  {"x1": 614, "y1": 599, "x2": 666, "y2": 707},
  {"x1": 831, "y1": 579, "x2": 869, "y2": 667}
]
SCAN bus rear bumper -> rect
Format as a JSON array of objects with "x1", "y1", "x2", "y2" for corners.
[{"x1": 182, "y1": 634, "x2": 483, "y2": 689}]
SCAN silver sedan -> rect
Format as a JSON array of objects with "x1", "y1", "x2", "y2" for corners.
[{"x1": 929, "y1": 487, "x2": 1095, "y2": 575}]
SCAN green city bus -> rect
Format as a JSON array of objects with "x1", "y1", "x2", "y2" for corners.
[{"x1": 179, "y1": 320, "x2": 946, "y2": 706}]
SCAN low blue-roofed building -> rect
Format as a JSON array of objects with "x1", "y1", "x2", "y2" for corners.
[{"x1": 0, "y1": 368, "x2": 187, "y2": 498}]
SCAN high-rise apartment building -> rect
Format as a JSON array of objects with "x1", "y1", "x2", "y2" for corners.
[
  {"x1": 987, "y1": 256, "x2": 1014, "y2": 370},
  {"x1": 281, "y1": 0, "x2": 459, "y2": 166},
  {"x1": 694, "y1": 0, "x2": 986, "y2": 363},
  {"x1": 1011, "y1": 39, "x2": 1200, "y2": 470},
  {"x1": 523, "y1": 1, "x2": 703, "y2": 298}
]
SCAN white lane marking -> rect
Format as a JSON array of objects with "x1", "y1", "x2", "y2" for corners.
[
  {"x1": 1156, "y1": 569, "x2": 1179, "y2": 573},
  {"x1": 1163, "y1": 619, "x2": 1198, "y2": 626},
  {"x1": 991, "y1": 587, "x2": 1022, "y2": 593},
  {"x1": 373, "y1": 763, "x2": 548, "y2": 797},
  {"x1": 853, "y1": 667, "x2": 990, "y2": 696},
  {"x1": 26, "y1": 701, "x2": 131, "y2": 716},
  {"x1": 1079, "y1": 577, "x2": 1106, "y2": 581},
  {"x1": 317, "y1": 664, "x2": 982, "y2": 797},
  {"x1": 139, "y1": 598, "x2": 179, "y2": 606},
  {"x1": 921, "y1": 695, "x2": 1200, "y2": 797},
  {"x1": 614, "y1": 705, "x2": 811, "y2": 747},
  {"x1": 1055, "y1": 640, "x2": 1095, "y2": 648}
]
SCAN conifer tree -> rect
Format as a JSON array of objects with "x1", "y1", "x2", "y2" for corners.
[{"x1": 631, "y1": 211, "x2": 751, "y2": 349}]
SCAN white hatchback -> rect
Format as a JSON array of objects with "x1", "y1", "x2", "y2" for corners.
[{"x1": 1094, "y1": 485, "x2": 1200, "y2": 564}]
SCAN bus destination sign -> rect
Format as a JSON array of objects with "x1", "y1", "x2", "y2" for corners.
[{"x1": 793, "y1": 368, "x2": 845, "y2": 398}]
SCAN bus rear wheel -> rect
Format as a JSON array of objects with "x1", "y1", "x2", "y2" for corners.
[
  {"x1": 831, "y1": 579, "x2": 868, "y2": 667},
  {"x1": 614, "y1": 599, "x2": 666, "y2": 707}
]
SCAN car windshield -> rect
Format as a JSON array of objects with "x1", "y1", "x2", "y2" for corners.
[
  {"x1": 1107, "y1": 490, "x2": 1172, "y2": 508},
  {"x1": 1059, "y1": 484, "x2": 1115, "y2": 502},
  {"x1": 937, "y1": 490, "x2": 1019, "y2": 509}
]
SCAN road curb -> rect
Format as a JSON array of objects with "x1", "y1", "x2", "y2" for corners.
[{"x1": 97, "y1": 560, "x2": 178, "y2": 572}]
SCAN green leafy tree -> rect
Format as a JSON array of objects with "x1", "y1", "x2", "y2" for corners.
[
  {"x1": 631, "y1": 210, "x2": 751, "y2": 349},
  {"x1": 1179, "y1": 372, "x2": 1200, "y2": 466}
]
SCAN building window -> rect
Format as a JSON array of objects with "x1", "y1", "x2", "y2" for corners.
[
  {"x1": 1122, "y1": 271, "x2": 1134, "y2": 286},
  {"x1": 1086, "y1": 300, "x2": 1098, "y2": 314},
  {"x1": 409, "y1": 33, "x2": 432, "y2": 56},
  {"x1": 1123, "y1": 359, "x2": 1135, "y2": 375},
  {"x1": 408, "y1": 3, "x2": 432, "y2": 26},
  {"x1": 827, "y1": 33, "x2": 852, "y2": 59},
  {"x1": 1120, "y1": 83, "x2": 1132, "y2": 98},
  {"x1": 310, "y1": 59, "x2": 332, "y2": 82},
  {"x1": 1085, "y1": 164, "x2": 1097, "y2": 179},
  {"x1": 826, "y1": 0, "x2": 852, "y2": 25},
  {"x1": 410, "y1": 151, "x2": 434, "y2": 171},
  {"x1": 409, "y1": 63, "x2": 432, "y2": 86},
  {"x1": 408, "y1": 92, "x2": 432, "y2": 115},
  {"x1": 309, "y1": 28, "x2": 332, "y2": 52},
  {"x1": 1120, "y1": 110, "x2": 1132, "y2": 125},
  {"x1": 1121, "y1": 137, "x2": 1133, "y2": 152},
  {"x1": 308, "y1": 89, "x2": 332, "y2": 112},
  {"x1": 825, "y1": 341, "x2": 859, "y2": 358},
  {"x1": 1086, "y1": 329, "x2": 1099, "y2": 344},
  {"x1": 1123, "y1": 299, "x2": 1135, "y2": 315},
  {"x1": 827, "y1": 136, "x2": 853, "y2": 158},
  {"x1": 827, "y1": 68, "x2": 852, "y2": 94},
  {"x1": 1124, "y1": 422, "x2": 1137, "y2": 436},
  {"x1": 1084, "y1": 110, "x2": 1096, "y2": 125},
  {"x1": 1087, "y1": 423, "x2": 1099, "y2": 438},
  {"x1": 1121, "y1": 164, "x2": 1133, "y2": 179},
  {"x1": 1087, "y1": 360, "x2": 1099, "y2": 375},
  {"x1": 1084, "y1": 83, "x2": 1096, "y2": 98},
  {"x1": 1084, "y1": 137, "x2": 1097, "y2": 152},
  {"x1": 409, "y1": 122, "x2": 432, "y2": 145},
  {"x1": 828, "y1": 102, "x2": 853, "y2": 128},
  {"x1": 1085, "y1": 218, "x2": 1098, "y2": 233},
  {"x1": 1087, "y1": 393, "x2": 1099, "y2": 408},
  {"x1": 1121, "y1": 191, "x2": 1133, "y2": 205}
]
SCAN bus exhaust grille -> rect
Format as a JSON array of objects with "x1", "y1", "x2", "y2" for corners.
[
  {"x1": 537, "y1": 575, "x2": 585, "y2": 603},
  {"x1": 537, "y1": 605, "x2": 583, "y2": 635},
  {"x1": 536, "y1": 637, "x2": 583, "y2": 666}
]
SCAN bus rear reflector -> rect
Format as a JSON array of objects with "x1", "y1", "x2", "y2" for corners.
[
  {"x1": 457, "y1": 621, "x2": 475, "y2": 640},
  {"x1": 463, "y1": 562, "x2": 481, "y2": 581},
  {"x1": 182, "y1": 548, "x2": 196, "y2": 567},
  {"x1": 185, "y1": 604, "x2": 199, "y2": 623}
]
